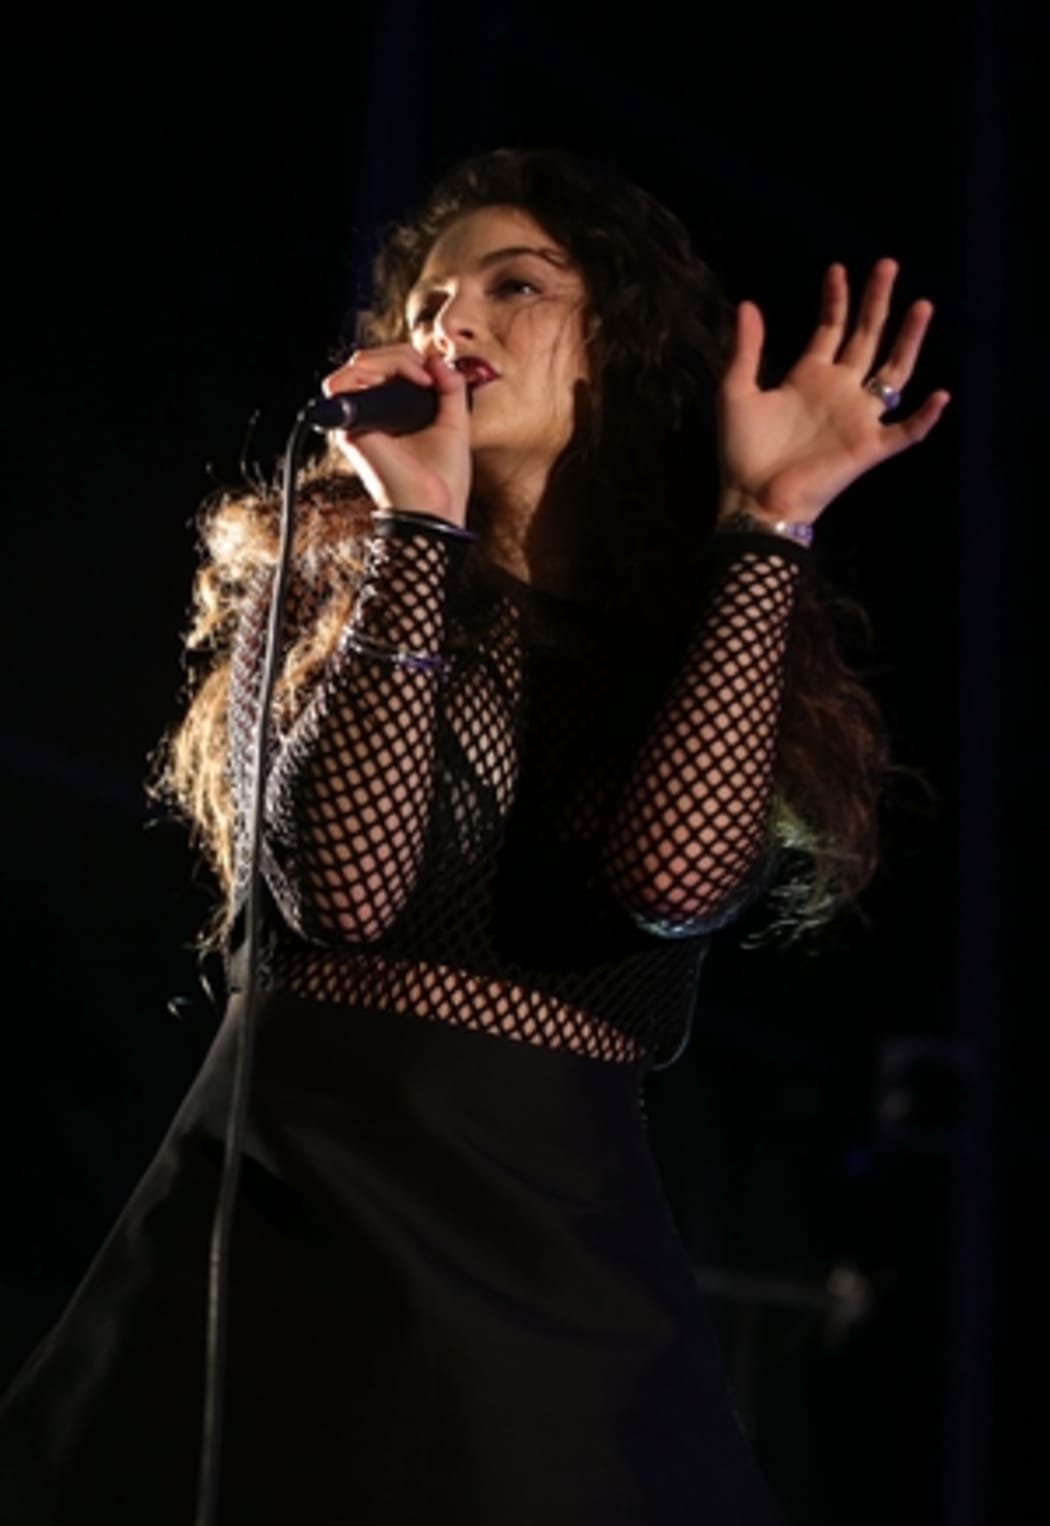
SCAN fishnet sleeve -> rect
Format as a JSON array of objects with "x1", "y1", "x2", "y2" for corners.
[
  {"x1": 601, "y1": 538, "x2": 804, "y2": 936},
  {"x1": 249, "y1": 520, "x2": 463, "y2": 946}
]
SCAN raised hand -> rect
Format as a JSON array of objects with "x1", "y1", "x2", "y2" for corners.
[{"x1": 717, "y1": 259, "x2": 950, "y2": 527}]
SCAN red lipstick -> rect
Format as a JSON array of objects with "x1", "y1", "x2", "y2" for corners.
[{"x1": 454, "y1": 356, "x2": 499, "y2": 387}]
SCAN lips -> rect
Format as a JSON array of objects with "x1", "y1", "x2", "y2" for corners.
[{"x1": 453, "y1": 356, "x2": 499, "y2": 388}]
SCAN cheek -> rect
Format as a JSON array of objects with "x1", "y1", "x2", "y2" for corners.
[
  {"x1": 551, "y1": 343, "x2": 590, "y2": 410},
  {"x1": 552, "y1": 319, "x2": 590, "y2": 389},
  {"x1": 510, "y1": 302, "x2": 585, "y2": 355},
  {"x1": 523, "y1": 314, "x2": 589, "y2": 392}
]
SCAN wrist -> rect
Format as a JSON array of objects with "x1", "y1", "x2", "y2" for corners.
[
  {"x1": 384, "y1": 496, "x2": 469, "y2": 528},
  {"x1": 715, "y1": 502, "x2": 814, "y2": 549},
  {"x1": 373, "y1": 508, "x2": 477, "y2": 543}
]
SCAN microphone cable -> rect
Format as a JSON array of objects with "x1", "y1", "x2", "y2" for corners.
[{"x1": 192, "y1": 406, "x2": 313, "y2": 1526}]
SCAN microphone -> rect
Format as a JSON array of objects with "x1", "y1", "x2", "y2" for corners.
[{"x1": 303, "y1": 377, "x2": 439, "y2": 435}]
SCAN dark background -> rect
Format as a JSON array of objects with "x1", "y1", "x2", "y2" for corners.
[{"x1": 2, "y1": 5, "x2": 1035, "y2": 1523}]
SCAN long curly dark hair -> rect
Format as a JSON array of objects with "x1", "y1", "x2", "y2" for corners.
[{"x1": 158, "y1": 147, "x2": 888, "y2": 936}]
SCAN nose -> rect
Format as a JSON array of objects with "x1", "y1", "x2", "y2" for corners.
[{"x1": 431, "y1": 289, "x2": 481, "y2": 355}]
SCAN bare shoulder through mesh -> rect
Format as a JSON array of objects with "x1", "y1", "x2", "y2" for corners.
[{"x1": 227, "y1": 521, "x2": 804, "y2": 1066}]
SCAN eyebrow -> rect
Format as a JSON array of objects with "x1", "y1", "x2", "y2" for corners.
[{"x1": 407, "y1": 244, "x2": 572, "y2": 308}]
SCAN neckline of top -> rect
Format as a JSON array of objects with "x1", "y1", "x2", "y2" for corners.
[{"x1": 477, "y1": 559, "x2": 605, "y2": 619}]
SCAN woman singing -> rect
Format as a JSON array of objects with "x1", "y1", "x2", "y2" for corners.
[{"x1": 0, "y1": 148, "x2": 948, "y2": 1524}]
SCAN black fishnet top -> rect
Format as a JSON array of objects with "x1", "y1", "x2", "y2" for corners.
[{"x1": 227, "y1": 515, "x2": 806, "y2": 1070}]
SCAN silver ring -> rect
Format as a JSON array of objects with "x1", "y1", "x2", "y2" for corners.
[{"x1": 863, "y1": 376, "x2": 902, "y2": 411}]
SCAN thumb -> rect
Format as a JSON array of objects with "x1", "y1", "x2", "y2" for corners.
[
  {"x1": 721, "y1": 300, "x2": 764, "y2": 401},
  {"x1": 425, "y1": 353, "x2": 470, "y2": 427}
]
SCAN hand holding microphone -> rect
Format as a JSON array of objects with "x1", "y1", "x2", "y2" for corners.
[{"x1": 316, "y1": 346, "x2": 472, "y2": 527}]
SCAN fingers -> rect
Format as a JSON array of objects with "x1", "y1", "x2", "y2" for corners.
[
  {"x1": 820, "y1": 260, "x2": 941, "y2": 420},
  {"x1": 807, "y1": 263, "x2": 850, "y2": 361},
  {"x1": 322, "y1": 343, "x2": 434, "y2": 399},
  {"x1": 838, "y1": 258, "x2": 898, "y2": 373},
  {"x1": 321, "y1": 344, "x2": 470, "y2": 439},
  {"x1": 885, "y1": 388, "x2": 952, "y2": 450},
  {"x1": 870, "y1": 298, "x2": 935, "y2": 393},
  {"x1": 721, "y1": 300, "x2": 764, "y2": 399},
  {"x1": 734, "y1": 261, "x2": 937, "y2": 404},
  {"x1": 421, "y1": 351, "x2": 471, "y2": 429}
]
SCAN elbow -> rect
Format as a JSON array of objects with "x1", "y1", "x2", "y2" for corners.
[
  {"x1": 264, "y1": 840, "x2": 421, "y2": 947},
  {"x1": 307, "y1": 885, "x2": 409, "y2": 946},
  {"x1": 603, "y1": 848, "x2": 770, "y2": 939},
  {"x1": 614, "y1": 882, "x2": 737, "y2": 940}
]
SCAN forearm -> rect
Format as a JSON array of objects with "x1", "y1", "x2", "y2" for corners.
[
  {"x1": 601, "y1": 534, "x2": 805, "y2": 935},
  {"x1": 261, "y1": 513, "x2": 471, "y2": 944}
]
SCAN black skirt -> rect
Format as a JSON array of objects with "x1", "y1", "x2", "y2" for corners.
[{"x1": 0, "y1": 989, "x2": 788, "y2": 1525}]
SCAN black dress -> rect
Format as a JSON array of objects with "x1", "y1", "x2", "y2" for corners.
[{"x1": 0, "y1": 512, "x2": 804, "y2": 1525}]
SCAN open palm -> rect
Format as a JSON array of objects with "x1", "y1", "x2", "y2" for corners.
[{"x1": 718, "y1": 259, "x2": 950, "y2": 526}]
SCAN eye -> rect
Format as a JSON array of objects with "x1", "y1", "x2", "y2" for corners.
[{"x1": 491, "y1": 276, "x2": 540, "y2": 299}]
